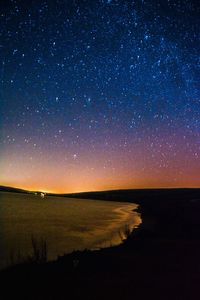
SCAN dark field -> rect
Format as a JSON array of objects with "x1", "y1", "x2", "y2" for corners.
[{"x1": 1, "y1": 188, "x2": 200, "y2": 300}]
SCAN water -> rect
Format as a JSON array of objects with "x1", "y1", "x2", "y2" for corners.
[{"x1": 0, "y1": 191, "x2": 141, "y2": 269}]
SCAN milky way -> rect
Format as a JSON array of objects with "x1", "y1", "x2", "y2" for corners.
[{"x1": 0, "y1": 0, "x2": 199, "y2": 192}]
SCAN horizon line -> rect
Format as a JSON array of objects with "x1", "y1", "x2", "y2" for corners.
[{"x1": 1, "y1": 184, "x2": 200, "y2": 195}]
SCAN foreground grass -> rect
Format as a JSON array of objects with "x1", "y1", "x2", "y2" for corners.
[{"x1": 8, "y1": 236, "x2": 48, "y2": 267}]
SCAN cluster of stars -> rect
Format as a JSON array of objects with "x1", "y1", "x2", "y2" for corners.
[{"x1": 0, "y1": 0, "x2": 199, "y2": 192}]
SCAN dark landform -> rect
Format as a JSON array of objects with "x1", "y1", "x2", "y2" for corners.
[
  {"x1": 0, "y1": 185, "x2": 31, "y2": 194},
  {"x1": 1, "y1": 187, "x2": 200, "y2": 299}
]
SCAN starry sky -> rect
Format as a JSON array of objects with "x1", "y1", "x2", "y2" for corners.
[{"x1": 0, "y1": 0, "x2": 199, "y2": 193}]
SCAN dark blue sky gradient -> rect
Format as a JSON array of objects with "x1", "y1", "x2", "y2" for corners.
[{"x1": 0, "y1": 0, "x2": 199, "y2": 192}]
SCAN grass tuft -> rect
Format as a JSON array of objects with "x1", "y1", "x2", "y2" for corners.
[
  {"x1": 8, "y1": 236, "x2": 48, "y2": 267},
  {"x1": 29, "y1": 236, "x2": 48, "y2": 264},
  {"x1": 119, "y1": 224, "x2": 132, "y2": 242}
]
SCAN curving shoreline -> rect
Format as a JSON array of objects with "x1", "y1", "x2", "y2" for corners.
[{"x1": 0, "y1": 193, "x2": 142, "y2": 269}]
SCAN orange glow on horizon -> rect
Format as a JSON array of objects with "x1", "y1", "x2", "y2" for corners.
[
  {"x1": 1, "y1": 180, "x2": 200, "y2": 195},
  {"x1": 1, "y1": 133, "x2": 200, "y2": 193}
]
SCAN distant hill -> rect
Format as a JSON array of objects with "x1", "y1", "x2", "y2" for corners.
[
  {"x1": 1, "y1": 186, "x2": 200, "y2": 205},
  {"x1": 59, "y1": 188, "x2": 200, "y2": 203},
  {"x1": 0, "y1": 185, "x2": 31, "y2": 194}
]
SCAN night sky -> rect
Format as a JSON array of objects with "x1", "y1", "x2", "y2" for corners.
[{"x1": 0, "y1": 0, "x2": 199, "y2": 193}]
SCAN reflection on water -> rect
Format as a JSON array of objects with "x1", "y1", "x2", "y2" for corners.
[{"x1": 0, "y1": 192, "x2": 141, "y2": 269}]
